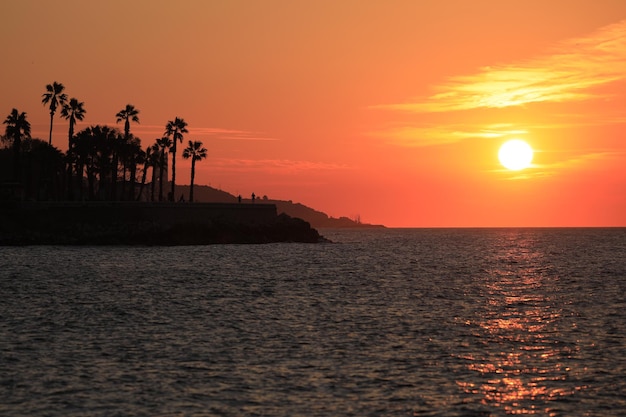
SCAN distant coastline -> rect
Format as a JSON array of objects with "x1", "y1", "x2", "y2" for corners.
[{"x1": 171, "y1": 184, "x2": 386, "y2": 229}]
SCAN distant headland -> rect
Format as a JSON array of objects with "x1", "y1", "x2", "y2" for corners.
[
  {"x1": 161, "y1": 184, "x2": 385, "y2": 230},
  {"x1": 1, "y1": 82, "x2": 382, "y2": 245}
]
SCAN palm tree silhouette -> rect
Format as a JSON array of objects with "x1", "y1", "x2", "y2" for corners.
[
  {"x1": 72, "y1": 128, "x2": 95, "y2": 200},
  {"x1": 61, "y1": 98, "x2": 86, "y2": 199},
  {"x1": 115, "y1": 104, "x2": 140, "y2": 140},
  {"x1": 164, "y1": 117, "x2": 188, "y2": 201},
  {"x1": 148, "y1": 143, "x2": 160, "y2": 202},
  {"x1": 114, "y1": 105, "x2": 139, "y2": 199},
  {"x1": 156, "y1": 136, "x2": 172, "y2": 201},
  {"x1": 3, "y1": 108, "x2": 31, "y2": 181},
  {"x1": 182, "y1": 140, "x2": 207, "y2": 202},
  {"x1": 74, "y1": 125, "x2": 122, "y2": 200},
  {"x1": 124, "y1": 135, "x2": 142, "y2": 200},
  {"x1": 61, "y1": 98, "x2": 87, "y2": 149},
  {"x1": 42, "y1": 82, "x2": 67, "y2": 145},
  {"x1": 136, "y1": 144, "x2": 151, "y2": 201}
]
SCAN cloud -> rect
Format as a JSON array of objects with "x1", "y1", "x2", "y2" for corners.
[
  {"x1": 122, "y1": 125, "x2": 278, "y2": 142},
  {"x1": 377, "y1": 20, "x2": 626, "y2": 113},
  {"x1": 371, "y1": 20, "x2": 626, "y2": 154},
  {"x1": 493, "y1": 150, "x2": 626, "y2": 180},
  {"x1": 210, "y1": 158, "x2": 350, "y2": 174},
  {"x1": 189, "y1": 127, "x2": 279, "y2": 141},
  {"x1": 374, "y1": 123, "x2": 529, "y2": 147}
]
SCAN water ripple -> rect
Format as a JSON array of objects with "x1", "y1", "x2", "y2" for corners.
[{"x1": 1, "y1": 228, "x2": 625, "y2": 416}]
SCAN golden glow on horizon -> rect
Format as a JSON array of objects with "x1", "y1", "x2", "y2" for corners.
[
  {"x1": 498, "y1": 140, "x2": 534, "y2": 171},
  {"x1": 1, "y1": 2, "x2": 626, "y2": 226}
]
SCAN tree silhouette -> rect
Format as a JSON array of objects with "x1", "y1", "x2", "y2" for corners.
[
  {"x1": 61, "y1": 98, "x2": 86, "y2": 199},
  {"x1": 20, "y1": 138, "x2": 65, "y2": 200},
  {"x1": 72, "y1": 128, "x2": 94, "y2": 200},
  {"x1": 116, "y1": 105, "x2": 140, "y2": 197},
  {"x1": 136, "y1": 144, "x2": 152, "y2": 201},
  {"x1": 42, "y1": 82, "x2": 67, "y2": 145},
  {"x1": 123, "y1": 135, "x2": 142, "y2": 200},
  {"x1": 3, "y1": 108, "x2": 31, "y2": 181},
  {"x1": 115, "y1": 104, "x2": 140, "y2": 140},
  {"x1": 156, "y1": 136, "x2": 172, "y2": 202},
  {"x1": 61, "y1": 98, "x2": 87, "y2": 149},
  {"x1": 182, "y1": 140, "x2": 207, "y2": 202},
  {"x1": 164, "y1": 117, "x2": 188, "y2": 201},
  {"x1": 148, "y1": 142, "x2": 159, "y2": 202},
  {"x1": 73, "y1": 125, "x2": 122, "y2": 200}
]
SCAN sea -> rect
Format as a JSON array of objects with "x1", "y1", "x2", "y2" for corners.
[{"x1": 1, "y1": 228, "x2": 625, "y2": 416}]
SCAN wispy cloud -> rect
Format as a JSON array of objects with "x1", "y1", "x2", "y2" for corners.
[
  {"x1": 377, "y1": 20, "x2": 626, "y2": 113},
  {"x1": 210, "y1": 158, "x2": 350, "y2": 174},
  {"x1": 492, "y1": 150, "x2": 625, "y2": 180},
  {"x1": 189, "y1": 127, "x2": 279, "y2": 141},
  {"x1": 117, "y1": 125, "x2": 278, "y2": 142},
  {"x1": 375, "y1": 123, "x2": 529, "y2": 147}
]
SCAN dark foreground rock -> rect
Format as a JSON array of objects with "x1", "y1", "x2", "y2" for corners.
[{"x1": 0, "y1": 202, "x2": 327, "y2": 245}]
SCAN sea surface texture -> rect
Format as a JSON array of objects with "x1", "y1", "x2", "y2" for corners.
[{"x1": 1, "y1": 228, "x2": 625, "y2": 416}]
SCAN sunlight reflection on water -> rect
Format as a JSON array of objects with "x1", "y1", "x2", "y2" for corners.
[{"x1": 456, "y1": 231, "x2": 585, "y2": 415}]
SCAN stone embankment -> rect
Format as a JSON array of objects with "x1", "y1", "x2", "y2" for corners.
[{"x1": 0, "y1": 202, "x2": 325, "y2": 245}]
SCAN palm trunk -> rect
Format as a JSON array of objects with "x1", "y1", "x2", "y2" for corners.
[
  {"x1": 66, "y1": 161, "x2": 73, "y2": 200},
  {"x1": 102, "y1": 162, "x2": 110, "y2": 201},
  {"x1": 48, "y1": 112, "x2": 54, "y2": 145},
  {"x1": 87, "y1": 165, "x2": 95, "y2": 200},
  {"x1": 159, "y1": 152, "x2": 165, "y2": 202},
  {"x1": 66, "y1": 122, "x2": 74, "y2": 200},
  {"x1": 121, "y1": 161, "x2": 127, "y2": 200},
  {"x1": 170, "y1": 141, "x2": 176, "y2": 202},
  {"x1": 129, "y1": 163, "x2": 137, "y2": 200},
  {"x1": 137, "y1": 163, "x2": 147, "y2": 201},
  {"x1": 150, "y1": 163, "x2": 156, "y2": 202},
  {"x1": 189, "y1": 159, "x2": 196, "y2": 202},
  {"x1": 77, "y1": 162, "x2": 84, "y2": 201},
  {"x1": 111, "y1": 154, "x2": 118, "y2": 200},
  {"x1": 12, "y1": 136, "x2": 21, "y2": 183}
]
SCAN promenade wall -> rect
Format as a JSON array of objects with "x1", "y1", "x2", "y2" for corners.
[
  {"x1": 0, "y1": 201, "x2": 325, "y2": 244},
  {"x1": 9, "y1": 201, "x2": 278, "y2": 227}
]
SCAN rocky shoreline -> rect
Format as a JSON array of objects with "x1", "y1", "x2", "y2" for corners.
[{"x1": 0, "y1": 202, "x2": 327, "y2": 245}]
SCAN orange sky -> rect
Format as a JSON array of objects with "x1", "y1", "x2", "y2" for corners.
[{"x1": 2, "y1": 0, "x2": 626, "y2": 227}]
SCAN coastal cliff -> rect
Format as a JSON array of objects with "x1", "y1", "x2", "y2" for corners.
[{"x1": 0, "y1": 202, "x2": 325, "y2": 245}]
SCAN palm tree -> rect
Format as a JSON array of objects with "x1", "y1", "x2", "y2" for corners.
[
  {"x1": 182, "y1": 140, "x2": 207, "y2": 202},
  {"x1": 164, "y1": 117, "x2": 188, "y2": 201},
  {"x1": 136, "y1": 144, "x2": 152, "y2": 201},
  {"x1": 155, "y1": 136, "x2": 172, "y2": 201},
  {"x1": 42, "y1": 82, "x2": 67, "y2": 145},
  {"x1": 61, "y1": 98, "x2": 86, "y2": 199},
  {"x1": 72, "y1": 128, "x2": 96, "y2": 200},
  {"x1": 115, "y1": 104, "x2": 140, "y2": 140},
  {"x1": 148, "y1": 143, "x2": 159, "y2": 202},
  {"x1": 3, "y1": 108, "x2": 31, "y2": 181},
  {"x1": 124, "y1": 136, "x2": 142, "y2": 200},
  {"x1": 74, "y1": 125, "x2": 121, "y2": 200},
  {"x1": 113, "y1": 104, "x2": 139, "y2": 196},
  {"x1": 61, "y1": 98, "x2": 87, "y2": 149}
]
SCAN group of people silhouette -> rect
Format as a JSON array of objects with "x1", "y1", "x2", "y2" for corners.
[{"x1": 237, "y1": 193, "x2": 257, "y2": 203}]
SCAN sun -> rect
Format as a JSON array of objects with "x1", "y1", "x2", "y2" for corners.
[{"x1": 498, "y1": 139, "x2": 533, "y2": 171}]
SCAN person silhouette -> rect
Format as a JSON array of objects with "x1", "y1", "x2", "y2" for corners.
[
  {"x1": 238, "y1": 195, "x2": 242, "y2": 203},
  {"x1": 251, "y1": 192, "x2": 255, "y2": 203}
]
